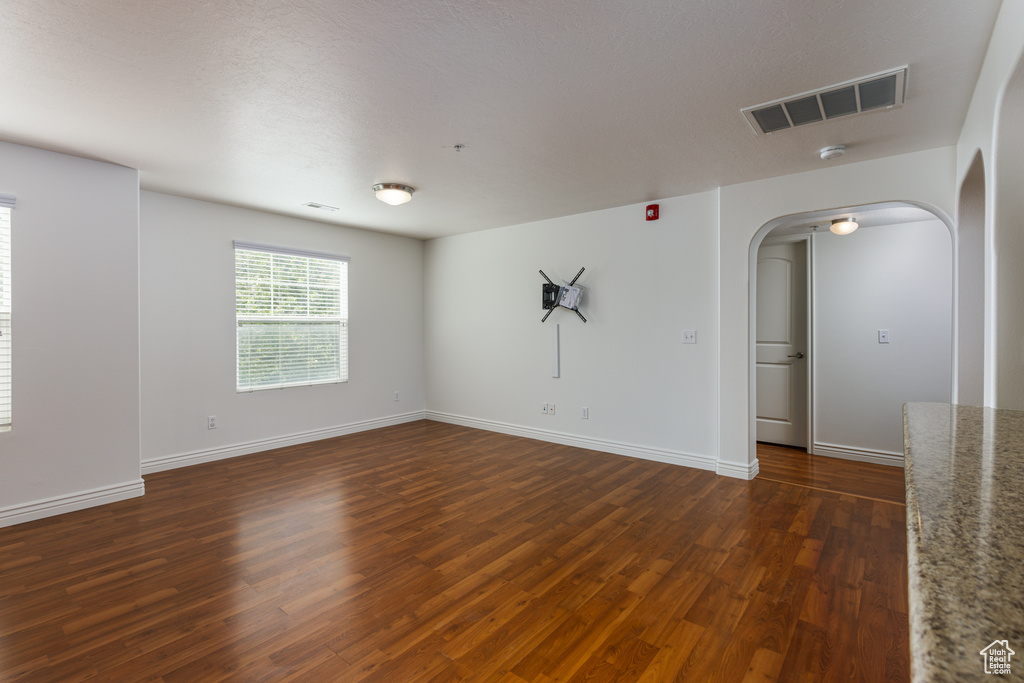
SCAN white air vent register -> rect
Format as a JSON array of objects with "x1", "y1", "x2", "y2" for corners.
[{"x1": 742, "y1": 67, "x2": 907, "y2": 135}]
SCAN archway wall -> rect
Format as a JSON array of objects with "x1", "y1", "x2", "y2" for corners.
[
  {"x1": 957, "y1": 152, "x2": 986, "y2": 405},
  {"x1": 955, "y1": 0, "x2": 1024, "y2": 188},
  {"x1": 993, "y1": 53, "x2": 1024, "y2": 408},
  {"x1": 955, "y1": 0, "x2": 1024, "y2": 407},
  {"x1": 717, "y1": 147, "x2": 957, "y2": 474}
]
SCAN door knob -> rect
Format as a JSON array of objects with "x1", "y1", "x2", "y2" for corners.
[{"x1": 787, "y1": 352, "x2": 805, "y2": 359}]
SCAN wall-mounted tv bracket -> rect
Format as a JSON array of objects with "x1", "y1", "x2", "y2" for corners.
[{"x1": 540, "y1": 267, "x2": 587, "y2": 323}]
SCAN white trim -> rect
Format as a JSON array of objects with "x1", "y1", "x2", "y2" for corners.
[
  {"x1": 0, "y1": 479, "x2": 145, "y2": 529},
  {"x1": 425, "y1": 411, "x2": 719, "y2": 473},
  {"x1": 0, "y1": 193, "x2": 15, "y2": 209},
  {"x1": 142, "y1": 411, "x2": 426, "y2": 474},
  {"x1": 805, "y1": 236, "x2": 815, "y2": 452},
  {"x1": 812, "y1": 442, "x2": 905, "y2": 467},
  {"x1": 717, "y1": 458, "x2": 760, "y2": 480},
  {"x1": 232, "y1": 240, "x2": 350, "y2": 262}
]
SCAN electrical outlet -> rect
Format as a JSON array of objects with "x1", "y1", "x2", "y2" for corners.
[
  {"x1": 541, "y1": 403, "x2": 548, "y2": 415},
  {"x1": 208, "y1": 415, "x2": 217, "y2": 430},
  {"x1": 878, "y1": 329, "x2": 890, "y2": 344},
  {"x1": 682, "y1": 329, "x2": 697, "y2": 344},
  {"x1": 581, "y1": 407, "x2": 589, "y2": 419},
  {"x1": 394, "y1": 391, "x2": 400, "y2": 402},
  {"x1": 549, "y1": 403, "x2": 556, "y2": 416}
]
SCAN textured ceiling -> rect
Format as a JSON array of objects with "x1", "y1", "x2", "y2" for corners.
[{"x1": 0, "y1": 0, "x2": 1002, "y2": 239}]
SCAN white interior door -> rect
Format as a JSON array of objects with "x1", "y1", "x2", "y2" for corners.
[{"x1": 756, "y1": 240, "x2": 808, "y2": 447}]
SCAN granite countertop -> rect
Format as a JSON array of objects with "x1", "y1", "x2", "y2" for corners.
[{"x1": 904, "y1": 402, "x2": 1024, "y2": 681}]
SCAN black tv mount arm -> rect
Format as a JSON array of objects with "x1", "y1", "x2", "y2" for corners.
[{"x1": 539, "y1": 267, "x2": 586, "y2": 323}]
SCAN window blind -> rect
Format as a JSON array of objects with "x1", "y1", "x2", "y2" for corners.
[
  {"x1": 234, "y1": 242, "x2": 348, "y2": 391},
  {"x1": 0, "y1": 206, "x2": 11, "y2": 429}
]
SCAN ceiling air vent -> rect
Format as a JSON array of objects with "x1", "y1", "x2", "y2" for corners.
[
  {"x1": 742, "y1": 67, "x2": 907, "y2": 135},
  {"x1": 303, "y1": 202, "x2": 340, "y2": 212}
]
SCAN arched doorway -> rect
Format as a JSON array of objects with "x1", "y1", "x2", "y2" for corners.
[{"x1": 748, "y1": 201, "x2": 956, "y2": 468}]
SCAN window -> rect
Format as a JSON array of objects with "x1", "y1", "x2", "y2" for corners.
[
  {"x1": 0, "y1": 200, "x2": 11, "y2": 430},
  {"x1": 234, "y1": 241, "x2": 348, "y2": 391}
]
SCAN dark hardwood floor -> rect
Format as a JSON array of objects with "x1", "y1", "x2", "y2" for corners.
[
  {"x1": 756, "y1": 442, "x2": 907, "y2": 506},
  {"x1": 0, "y1": 421, "x2": 908, "y2": 681}
]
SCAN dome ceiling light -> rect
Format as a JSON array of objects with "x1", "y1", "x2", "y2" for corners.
[
  {"x1": 830, "y1": 218, "x2": 859, "y2": 235},
  {"x1": 373, "y1": 183, "x2": 414, "y2": 205}
]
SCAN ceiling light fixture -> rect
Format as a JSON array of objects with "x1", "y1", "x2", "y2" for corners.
[
  {"x1": 830, "y1": 218, "x2": 859, "y2": 235},
  {"x1": 373, "y1": 183, "x2": 414, "y2": 206}
]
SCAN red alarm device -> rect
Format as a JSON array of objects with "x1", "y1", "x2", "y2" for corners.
[{"x1": 646, "y1": 204, "x2": 659, "y2": 221}]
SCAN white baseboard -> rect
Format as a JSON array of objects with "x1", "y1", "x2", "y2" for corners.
[
  {"x1": 812, "y1": 442, "x2": 905, "y2": 467},
  {"x1": 717, "y1": 458, "x2": 760, "y2": 480},
  {"x1": 425, "y1": 411, "x2": 722, "y2": 474},
  {"x1": 142, "y1": 411, "x2": 427, "y2": 475},
  {"x1": 0, "y1": 479, "x2": 145, "y2": 529}
]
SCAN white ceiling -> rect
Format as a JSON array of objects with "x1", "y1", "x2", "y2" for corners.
[{"x1": 0, "y1": 0, "x2": 1002, "y2": 239}]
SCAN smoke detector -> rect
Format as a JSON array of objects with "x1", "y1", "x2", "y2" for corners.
[{"x1": 820, "y1": 145, "x2": 846, "y2": 160}]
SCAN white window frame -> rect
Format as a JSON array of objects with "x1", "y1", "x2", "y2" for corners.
[
  {"x1": 234, "y1": 241, "x2": 349, "y2": 392},
  {"x1": 0, "y1": 193, "x2": 13, "y2": 431}
]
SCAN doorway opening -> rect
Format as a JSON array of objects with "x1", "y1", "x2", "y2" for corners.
[
  {"x1": 756, "y1": 237, "x2": 809, "y2": 450},
  {"x1": 749, "y1": 201, "x2": 955, "y2": 471}
]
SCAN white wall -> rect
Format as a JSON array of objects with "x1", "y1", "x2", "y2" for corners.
[
  {"x1": 719, "y1": 147, "x2": 957, "y2": 474},
  {"x1": 425, "y1": 191, "x2": 721, "y2": 470},
  {"x1": 426, "y1": 152, "x2": 959, "y2": 477},
  {"x1": 955, "y1": 0, "x2": 1024, "y2": 407},
  {"x1": 140, "y1": 192, "x2": 425, "y2": 471},
  {"x1": 992, "y1": 55, "x2": 1024, "y2": 409},
  {"x1": 957, "y1": 153, "x2": 986, "y2": 405},
  {"x1": 956, "y1": 0, "x2": 1024, "y2": 184},
  {"x1": 0, "y1": 141, "x2": 143, "y2": 527},
  {"x1": 812, "y1": 220, "x2": 952, "y2": 459}
]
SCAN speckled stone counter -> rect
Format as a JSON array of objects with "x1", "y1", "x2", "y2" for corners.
[{"x1": 904, "y1": 402, "x2": 1024, "y2": 681}]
